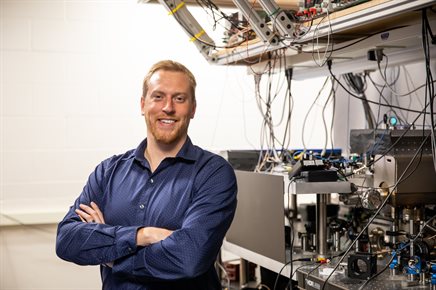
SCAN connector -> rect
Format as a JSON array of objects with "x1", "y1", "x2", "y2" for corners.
[
  {"x1": 327, "y1": 58, "x2": 333, "y2": 70},
  {"x1": 367, "y1": 48, "x2": 384, "y2": 62}
]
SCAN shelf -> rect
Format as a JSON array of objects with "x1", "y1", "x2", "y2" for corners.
[{"x1": 289, "y1": 181, "x2": 352, "y2": 195}]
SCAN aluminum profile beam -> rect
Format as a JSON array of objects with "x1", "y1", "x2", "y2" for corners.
[
  {"x1": 258, "y1": 0, "x2": 294, "y2": 38},
  {"x1": 231, "y1": 0, "x2": 280, "y2": 45},
  {"x1": 212, "y1": 0, "x2": 436, "y2": 64},
  {"x1": 158, "y1": 0, "x2": 215, "y2": 61}
]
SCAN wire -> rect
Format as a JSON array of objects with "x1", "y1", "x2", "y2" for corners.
[
  {"x1": 357, "y1": 254, "x2": 394, "y2": 290},
  {"x1": 257, "y1": 283, "x2": 272, "y2": 290},
  {"x1": 327, "y1": 60, "x2": 436, "y2": 115},
  {"x1": 421, "y1": 8, "x2": 436, "y2": 173},
  {"x1": 273, "y1": 258, "x2": 317, "y2": 290},
  {"x1": 273, "y1": 260, "x2": 291, "y2": 290},
  {"x1": 320, "y1": 78, "x2": 335, "y2": 156},
  {"x1": 301, "y1": 76, "x2": 331, "y2": 154},
  {"x1": 312, "y1": 10, "x2": 333, "y2": 67},
  {"x1": 215, "y1": 261, "x2": 230, "y2": 290},
  {"x1": 254, "y1": 51, "x2": 296, "y2": 172},
  {"x1": 344, "y1": 72, "x2": 375, "y2": 129}
]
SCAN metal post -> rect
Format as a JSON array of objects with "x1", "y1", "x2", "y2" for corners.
[{"x1": 317, "y1": 193, "x2": 328, "y2": 257}]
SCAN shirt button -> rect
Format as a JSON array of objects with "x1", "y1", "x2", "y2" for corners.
[
  {"x1": 150, "y1": 178, "x2": 154, "y2": 184},
  {"x1": 139, "y1": 204, "x2": 145, "y2": 209},
  {"x1": 128, "y1": 247, "x2": 132, "y2": 252}
]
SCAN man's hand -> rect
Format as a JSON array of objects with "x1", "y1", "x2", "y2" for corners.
[
  {"x1": 75, "y1": 202, "x2": 114, "y2": 268},
  {"x1": 75, "y1": 201, "x2": 105, "y2": 224},
  {"x1": 136, "y1": 227, "x2": 173, "y2": 247}
]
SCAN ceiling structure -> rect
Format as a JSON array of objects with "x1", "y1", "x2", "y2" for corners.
[{"x1": 146, "y1": 0, "x2": 436, "y2": 77}]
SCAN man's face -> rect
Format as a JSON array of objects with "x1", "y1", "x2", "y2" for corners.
[{"x1": 141, "y1": 70, "x2": 196, "y2": 146}]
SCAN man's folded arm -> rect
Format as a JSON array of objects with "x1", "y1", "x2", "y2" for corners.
[
  {"x1": 111, "y1": 161, "x2": 237, "y2": 280},
  {"x1": 56, "y1": 159, "x2": 140, "y2": 265}
]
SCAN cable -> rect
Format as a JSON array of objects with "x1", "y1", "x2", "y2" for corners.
[
  {"x1": 344, "y1": 72, "x2": 375, "y2": 129},
  {"x1": 422, "y1": 8, "x2": 436, "y2": 174},
  {"x1": 279, "y1": 67, "x2": 294, "y2": 159},
  {"x1": 257, "y1": 283, "x2": 272, "y2": 290},
  {"x1": 215, "y1": 261, "x2": 230, "y2": 290},
  {"x1": 320, "y1": 77, "x2": 335, "y2": 156},
  {"x1": 273, "y1": 258, "x2": 317, "y2": 290},
  {"x1": 301, "y1": 76, "x2": 330, "y2": 154},
  {"x1": 311, "y1": 10, "x2": 333, "y2": 67},
  {"x1": 254, "y1": 51, "x2": 296, "y2": 172},
  {"x1": 273, "y1": 260, "x2": 291, "y2": 290},
  {"x1": 327, "y1": 60, "x2": 436, "y2": 115},
  {"x1": 357, "y1": 254, "x2": 394, "y2": 290},
  {"x1": 327, "y1": 78, "x2": 338, "y2": 159}
]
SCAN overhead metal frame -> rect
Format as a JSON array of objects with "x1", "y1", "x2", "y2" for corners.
[
  {"x1": 158, "y1": 0, "x2": 216, "y2": 61},
  {"x1": 210, "y1": 0, "x2": 436, "y2": 65}
]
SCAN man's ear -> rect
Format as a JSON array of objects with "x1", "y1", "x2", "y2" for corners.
[
  {"x1": 140, "y1": 97, "x2": 145, "y2": 115},
  {"x1": 190, "y1": 102, "x2": 196, "y2": 119}
]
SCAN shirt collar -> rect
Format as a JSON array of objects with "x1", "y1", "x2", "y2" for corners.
[{"x1": 133, "y1": 137, "x2": 197, "y2": 164}]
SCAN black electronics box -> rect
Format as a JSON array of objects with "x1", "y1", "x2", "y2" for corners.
[{"x1": 300, "y1": 170, "x2": 337, "y2": 182}]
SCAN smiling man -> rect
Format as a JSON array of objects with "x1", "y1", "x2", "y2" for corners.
[{"x1": 56, "y1": 60, "x2": 238, "y2": 290}]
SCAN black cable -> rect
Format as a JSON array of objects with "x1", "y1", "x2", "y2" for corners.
[
  {"x1": 273, "y1": 260, "x2": 295, "y2": 290},
  {"x1": 279, "y1": 66, "x2": 294, "y2": 159},
  {"x1": 303, "y1": 261, "x2": 324, "y2": 288},
  {"x1": 357, "y1": 255, "x2": 395, "y2": 290},
  {"x1": 272, "y1": 258, "x2": 315, "y2": 290},
  {"x1": 422, "y1": 8, "x2": 436, "y2": 174},
  {"x1": 344, "y1": 73, "x2": 375, "y2": 129},
  {"x1": 327, "y1": 60, "x2": 436, "y2": 115}
]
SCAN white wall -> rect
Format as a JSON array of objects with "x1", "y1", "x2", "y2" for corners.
[
  {"x1": 0, "y1": 0, "x2": 331, "y2": 289},
  {"x1": 1, "y1": 224, "x2": 101, "y2": 290}
]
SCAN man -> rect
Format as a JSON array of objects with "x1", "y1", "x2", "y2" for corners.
[{"x1": 56, "y1": 60, "x2": 238, "y2": 290}]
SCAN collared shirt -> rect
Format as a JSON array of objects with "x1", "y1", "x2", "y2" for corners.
[{"x1": 56, "y1": 137, "x2": 237, "y2": 290}]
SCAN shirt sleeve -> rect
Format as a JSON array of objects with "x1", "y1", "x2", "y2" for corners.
[
  {"x1": 55, "y1": 158, "x2": 140, "y2": 265},
  {"x1": 111, "y1": 157, "x2": 238, "y2": 280}
]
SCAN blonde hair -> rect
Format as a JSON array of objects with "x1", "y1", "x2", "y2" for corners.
[{"x1": 142, "y1": 60, "x2": 196, "y2": 101}]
